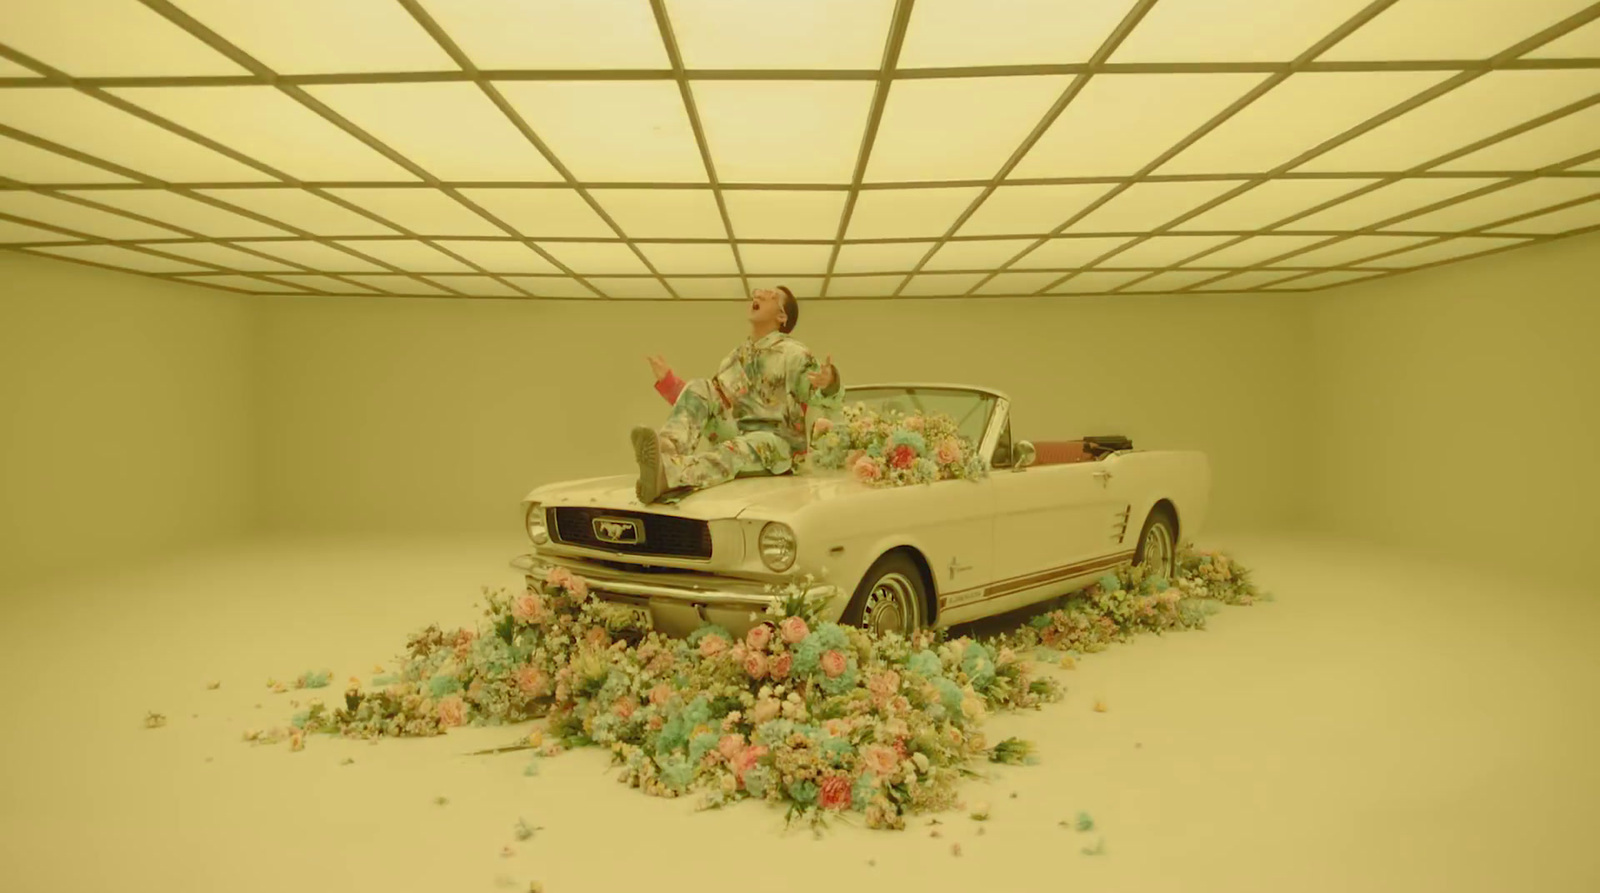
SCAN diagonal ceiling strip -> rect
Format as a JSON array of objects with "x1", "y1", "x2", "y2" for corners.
[
  {"x1": 1017, "y1": 0, "x2": 1600, "y2": 300},
  {"x1": 1265, "y1": 217, "x2": 1600, "y2": 294},
  {"x1": 1112, "y1": 89, "x2": 1600, "y2": 294},
  {"x1": 818, "y1": 0, "x2": 917, "y2": 299},
  {"x1": 890, "y1": 0, "x2": 1162, "y2": 297},
  {"x1": 967, "y1": 0, "x2": 1411, "y2": 299},
  {"x1": 647, "y1": 0, "x2": 748, "y2": 298},
  {"x1": 0, "y1": 202, "x2": 318, "y2": 291},
  {"x1": 400, "y1": 0, "x2": 680, "y2": 299},
  {"x1": 129, "y1": 0, "x2": 602, "y2": 299},
  {"x1": 1069, "y1": 3, "x2": 1600, "y2": 298},
  {"x1": 0, "y1": 241, "x2": 284, "y2": 295},
  {"x1": 1174, "y1": 146, "x2": 1600, "y2": 293},
  {"x1": 0, "y1": 123, "x2": 442, "y2": 293},
  {"x1": 4, "y1": 57, "x2": 1600, "y2": 90},
  {"x1": 0, "y1": 45, "x2": 481, "y2": 297}
]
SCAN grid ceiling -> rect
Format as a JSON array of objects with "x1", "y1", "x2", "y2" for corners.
[{"x1": 2, "y1": 0, "x2": 1599, "y2": 302}]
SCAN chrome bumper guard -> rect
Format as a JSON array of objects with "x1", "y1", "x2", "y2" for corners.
[{"x1": 509, "y1": 553, "x2": 836, "y2": 610}]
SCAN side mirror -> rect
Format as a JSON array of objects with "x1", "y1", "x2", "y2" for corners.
[{"x1": 1012, "y1": 440, "x2": 1036, "y2": 471}]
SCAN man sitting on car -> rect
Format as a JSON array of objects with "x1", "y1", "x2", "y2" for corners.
[{"x1": 630, "y1": 285, "x2": 842, "y2": 504}]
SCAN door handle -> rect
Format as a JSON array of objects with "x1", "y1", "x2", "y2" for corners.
[{"x1": 1092, "y1": 470, "x2": 1112, "y2": 486}]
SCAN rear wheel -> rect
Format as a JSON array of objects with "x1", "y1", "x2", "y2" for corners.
[
  {"x1": 841, "y1": 552, "x2": 926, "y2": 636},
  {"x1": 1134, "y1": 507, "x2": 1177, "y2": 580}
]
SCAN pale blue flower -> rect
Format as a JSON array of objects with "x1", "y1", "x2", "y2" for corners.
[
  {"x1": 743, "y1": 766, "x2": 773, "y2": 797},
  {"x1": 427, "y1": 674, "x2": 462, "y2": 699}
]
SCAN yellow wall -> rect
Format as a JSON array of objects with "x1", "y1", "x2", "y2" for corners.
[
  {"x1": 1308, "y1": 231, "x2": 1600, "y2": 587},
  {"x1": 255, "y1": 291, "x2": 1311, "y2": 537},
  {"x1": 0, "y1": 253, "x2": 257, "y2": 589}
]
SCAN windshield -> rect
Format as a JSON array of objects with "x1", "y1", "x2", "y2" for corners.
[{"x1": 840, "y1": 386, "x2": 998, "y2": 446}]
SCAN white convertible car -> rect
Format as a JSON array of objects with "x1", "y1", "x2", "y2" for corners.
[{"x1": 512, "y1": 385, "x2": 1210, "y2": 638}]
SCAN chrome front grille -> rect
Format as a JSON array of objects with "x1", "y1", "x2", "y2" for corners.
[{"x1": 549, "y1": 507, "x2": 713, "y2": 560}]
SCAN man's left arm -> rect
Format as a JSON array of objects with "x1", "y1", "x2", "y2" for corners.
[{"x1": 788, "y1": 349, "x2": 843, "y2": 411}]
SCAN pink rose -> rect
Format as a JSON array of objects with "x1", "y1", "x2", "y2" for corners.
[
  {"x1": 768, "y1": 652, "x2": 793, "y2": 680},
  {"x1": 818, "y1": 773, "x2": 853, "y2": 810},
  {"x1": 698, "y1": 634, "x2": 728, "y2": 658},
  {"x1": 744, "y1": 651, "x2": 769, "y2": 679},
  {"x1": 717, "y1": 734, "x2": 746, "y2": 761},
  {"x1": 436, "y1": 695, "x2": 465, "y2": 728},
  {"x1": 745, "y1": 624, "x2": 773, "y2": 651},
  {"x1": 544, "y1": 567, "x2": 575, "y2": 590},
  {"x1": 820, "y1": 650, "x2": 848, "y2": 678},
  {"x1": 585, "y1": 626, "x2": 610, "y2": 648},
  {"x1": 845, "y1": 450, "x2": 866, "y2": 468},
  {"x1": 649, "y1": 683, "x2": 672, "y2": 706},
  {"x1": 852, "y1": 456, "x2": 881, "y2": 483},
  {"x1": 511, "y1": 592, "x2": 546, "y2": 624},
  {"x1": 903, "y1": 416, "x2": 925, "y2": 432},
  {"x1": 515, "y1": 666, "x2": 549, "y2": 696},
  {"x1": 732, "y1": 744, "x2": 768, "y2": 783},
  {"x1": 567, "y1": 576, "x2": 589, "y2": 599},
  {"x1": 613, "y1": 696, "x2": 637, "y2": 720},
  {"x1": 936, "y1": 439, "x2": 962, "y2": 464},
  {"x1": 779, "y1": 616, "x2": 809, "y2": 644},
  {"x1": 812, "y1": 417, "x2": 833, "y2": 435},
  {"x1": 863, "y1": 744, "x2": 899, "y2": 778}
]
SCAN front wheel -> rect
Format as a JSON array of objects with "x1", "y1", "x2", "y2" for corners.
[
  {"x1": 840, "y1": 552, "x2": 927, "y2": 637},
  {"x1": 1134, "y1": 507, "x2": 1177, "y2": 581}
]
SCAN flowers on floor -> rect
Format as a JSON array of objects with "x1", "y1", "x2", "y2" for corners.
[
  {"x1": 255, "y1": 546, "x2": 1266, "y2": 832},
  {"x1": 808, "y1": 402, "x2": 988, "y2": 487}
]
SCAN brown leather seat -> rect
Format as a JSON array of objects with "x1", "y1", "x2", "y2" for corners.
[{"x1": 1031, "y1": 440, "x2": 1095, "y2": 466}]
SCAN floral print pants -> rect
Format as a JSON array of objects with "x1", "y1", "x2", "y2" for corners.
[{"x1": 657, "y1": 378, "x2": 794, "y2": 491}]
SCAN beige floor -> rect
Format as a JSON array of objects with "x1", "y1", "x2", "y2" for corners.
[{"x1": 2, "y1": 531, "x2": 1596, "y2": 893}]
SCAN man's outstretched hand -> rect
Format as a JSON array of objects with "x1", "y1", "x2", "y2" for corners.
[
  {"x1": 647, "y1": 355, "x2": 671, "y2": 382},
  {"x1": 808, "y1": 355, "x2": 836, "y2": 391}
]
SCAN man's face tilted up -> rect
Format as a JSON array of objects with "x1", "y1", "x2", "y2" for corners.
[{"x1": 747, "y1": 287, "x2": 789, "y2": 335}]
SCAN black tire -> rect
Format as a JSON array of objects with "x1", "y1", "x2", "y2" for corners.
[
  {"x1": 1133, "y1": 507, "x2": 1178, "y2": 580},
  {"x1": 840, "y1": 552, "x2": 927, "y2": 637}
]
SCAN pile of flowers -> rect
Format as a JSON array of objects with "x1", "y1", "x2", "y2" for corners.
[
  {"x1": 256, "y1": 547, "x2": 1266, "y2": 831},
  {"x1": 807, "y1": 402, "x2": 988, "y2": 487},
  {"x1": 994, "y1": 548, "x2": 1268, "y2": 655}
]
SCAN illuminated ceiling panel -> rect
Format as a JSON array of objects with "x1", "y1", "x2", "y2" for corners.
[
  {"x1": 668, "y1": 0, "x2": 895, "y2": 69},
  {"x1": 899, "y1": 0, "x2": 1138, "y2": 68}
]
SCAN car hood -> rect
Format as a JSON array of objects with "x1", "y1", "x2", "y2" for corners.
[{"x1": 524, "y1": 470, "x2": 865, "y2": 521}]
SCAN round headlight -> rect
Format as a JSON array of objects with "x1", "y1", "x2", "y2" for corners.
[
  {"x1": 525, "y1": 502, "x2": 548, "y2": 545},
  {"x1": 758, "y1": 522, "x2": 797, "y2": 572}
]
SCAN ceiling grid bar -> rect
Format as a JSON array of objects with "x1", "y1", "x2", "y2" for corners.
[
  {"x1": 5, "y1": 57, "x2": 1600, "y2": 91},
  {"x1": 818, "y1": 0, "x2": 917, "y2": 298},
  {"x1": 646, "y1": 0, "x2": 749, "y2": 298}
]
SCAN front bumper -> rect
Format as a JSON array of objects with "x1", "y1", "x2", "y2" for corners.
[{"x1": 510, "y1": 552, "x2": 842, "y2": 637}]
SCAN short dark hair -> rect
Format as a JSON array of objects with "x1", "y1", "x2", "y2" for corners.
[{"x1": 778, "y1": 285, "x2": 798, "y2": 334}]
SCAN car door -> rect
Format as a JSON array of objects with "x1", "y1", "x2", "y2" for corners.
[{"x1": 987, "y1": 420, "x2": 1130, "y2": 595}]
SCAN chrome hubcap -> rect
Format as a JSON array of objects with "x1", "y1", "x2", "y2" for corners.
[
  {"x1": 1142, "y1": 523, "x2": 1173, "y2": 578},
  {"x1": 862, "y1": 572, "x2": 919, "y2": 636}
]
